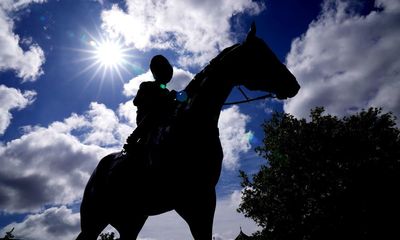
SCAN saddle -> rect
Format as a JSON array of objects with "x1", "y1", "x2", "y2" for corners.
[{"x1": 123, "y1": 121, "x2": 175, "y2": 170}]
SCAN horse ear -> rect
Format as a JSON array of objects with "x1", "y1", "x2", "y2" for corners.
[{"x1": 246, "y1": 22, "x2": 256, "y2": 41}]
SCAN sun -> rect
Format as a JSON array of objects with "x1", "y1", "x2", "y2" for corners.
[
  {"x1": 84, "y1": 37, "x2": 130, "y2": 82},
  {"x1": 74, "y1": 36, "x2": 135, "y2": 82},
  {"x1": 93, "y1": 40, "x2": 125, "y2": 67},
  {"x1": 71, "y1": 33, "x2": 142, "y2": 92}
]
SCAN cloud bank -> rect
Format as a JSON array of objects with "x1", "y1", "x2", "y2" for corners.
[
  {"x1": 0, "y1": 85, "x2": 36, "y2": 135},
  {"x1": 0, "y1": 98, "x2": 251, "y2": 215},
  {"x1": 219, "y1": 105, "x2": 252, "y2": 170},
  {"x1": 138, "y1": 190, "x2": 258, "y2": 239},
  {"x1": 0, "y1": 206, "x2": 80, "y2": 240},
  {"x1": 123, "y1": 66, "x2": 194, "y2": 97},
  {"x1": 0, "y1": 0, "x2": 46, "y2": 81},
  {"x1": 0, "y1": 102, "x2": 133, "y2": 213},
  {"x1": 0, "y1": 191, "x2": 257, "y2": 240},
  {"x1": 284, "y1": 0, "x2": 400, "y2": 123},
  {"x1": 0, "y1": 78, "x2": 253, "y2": 240},
  {"x1": 101, "y1": 0, "x2": 265, "y2": 67}
]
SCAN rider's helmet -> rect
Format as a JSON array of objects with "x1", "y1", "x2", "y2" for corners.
[{"x1": 150, "y1": 55, "x2": 173, "y2": 85}]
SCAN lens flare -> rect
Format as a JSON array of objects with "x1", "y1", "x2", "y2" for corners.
[
  {"x1": 245, "y1": 131, "x2": 256, "y2": 144},
  {"x1": 176, "y1": 91, "x2": 188, "y2": 102}
]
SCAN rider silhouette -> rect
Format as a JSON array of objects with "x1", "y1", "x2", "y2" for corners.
[{"x1": 123, "y1": 55, "x2": 175, "y2": 153}]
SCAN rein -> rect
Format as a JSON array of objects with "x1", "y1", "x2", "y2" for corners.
[{"x1": 223, "y1": 86, "x2": 276, "y2": 105}]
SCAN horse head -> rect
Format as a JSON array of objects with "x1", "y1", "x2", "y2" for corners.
[{"x1": 230, "y1": 23, "x2": 300, "y2": 99}]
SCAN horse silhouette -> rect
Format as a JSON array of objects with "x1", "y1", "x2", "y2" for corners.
[{"x1": 76, "y1": 23, "x2": 300, "y2": 240}]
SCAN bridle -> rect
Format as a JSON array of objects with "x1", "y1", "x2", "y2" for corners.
[
  {"x1": 223, "y1": 86, "x2": 276, "y2": 105},
  {"x1": 196, "y1": 42, "x2": 278, "y2": 106}
]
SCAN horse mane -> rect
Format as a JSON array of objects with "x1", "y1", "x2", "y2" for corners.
[{"x1": 184, "y1": 43, "x2": 241, "y2": 97}]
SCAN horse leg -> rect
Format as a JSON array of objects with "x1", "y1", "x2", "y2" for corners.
[
  {"x1": 175, "y1": 189, "x2": 216, "y2": 240},
  {"x1": 111, "y1": 215, "x2": 148, "y2": 240},
  {"x1": 75, "y1": 216, "x2": 107, "y2": 240}
]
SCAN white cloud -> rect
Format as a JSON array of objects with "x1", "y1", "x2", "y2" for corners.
[
  {"x1": 123, "y1": 66, "x2": 193, "y2": 97},
  {"x1": 117, "y1": 100, "x2": 137, "y2": 127},
  {"x1": 0, "y1": 102, "x2": 130, "y2": 213},
  {"x1": 212, "y1": 190, "x2": 259, "y2": 239},
  {"x1": 0, "y1": 125, "x2": 107, "y2": 213},
  {"x1": 0, "y1": 206, "x2": 80, "y2": 240},
  {"x1": 123, "y1": 70, "x2": 153, "y2": 97},
  {"x1": 0, "y1": 191, "x2": 257, "y2": 240},
  {"x1": 101, "y1": 0, "x2": 265, "y2": 67},
  {"x1": 0, "y1": 99, "x2": 250, "y2": 214},
  {"x1": 0, "y1": 101, "x2": 253, "y2": 238},
  {"x1": 219, "y1": 105, "x2": 252, "y2": 170},
  {"x1": 168, "y1": 67, "x2": 194, "y2": 91},
  {"x1": 0, "y1": 0, "x2": 47, "y2": 11},
  {"x1": 137, "y1": 190, "x2": 258, "y2": 240},
  {"x1": 91, "y1": 0, "x2": 104, "y2": 6},
  {"x1": 82, "y1": 102, "x2": 133, "y2": 146},
  {"x1": 0, "y1": 85, "x2": 36, "y2": 135},
  {"x1": 284, "y1": 0, "x2": 400, "y2": 123},
  {"x1": 0, "y1": 0, "x2": 46, "y2": 81}
]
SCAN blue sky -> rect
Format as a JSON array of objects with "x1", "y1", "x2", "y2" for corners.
[{"x1": 0, "y1": 0, "x2": 399, "y2": 239}]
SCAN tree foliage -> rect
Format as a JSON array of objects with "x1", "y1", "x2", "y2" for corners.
[
  {"x1": 239, "y1": 108, "x2": 400, "y2": 239},
  {"x1": 99, "y1": 232, "x2": 118, "y2": 240},
  {"x1": 0, "y1": 228, "x2": 17, "y2": 240}
]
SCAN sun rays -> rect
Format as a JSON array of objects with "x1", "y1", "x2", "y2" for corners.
[{"x1": 70, "y1": 32, "x2": 142, "y2": 95}]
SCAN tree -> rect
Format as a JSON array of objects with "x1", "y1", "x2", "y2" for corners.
[
  {"x1": 0, "y1": 228, "x2": 22, "y2": 240},
  {"x1": 239, "y1": 108, "x2": 400, "y2": 239},
  {"x1": 1, "y1": 228, "x2": 16, "y2": 240},
  {"x1": 99, "y1": 232, "x2": 118, "y2": 240}
]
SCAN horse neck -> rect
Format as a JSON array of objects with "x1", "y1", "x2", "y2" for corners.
[{"x1": 186, "y1": 63, "x2": 236, "y2": 127}]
